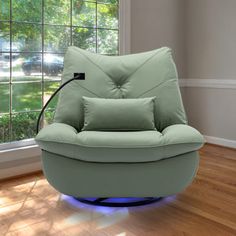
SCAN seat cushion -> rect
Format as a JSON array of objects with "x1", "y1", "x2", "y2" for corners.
[{"x1": 35, "y1": 123, "x2": 204, "y2": 163}]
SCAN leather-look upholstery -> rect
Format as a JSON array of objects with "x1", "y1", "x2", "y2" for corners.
[
  {"x1": 36, "y1": 123, "x2": 203, "y2": 163},
  {"x1": 35, "y1": 47, "x2": 204, "y2": 198},
  {"x1": 53, "y1": 47, "x2": 187, "y2": 131}
]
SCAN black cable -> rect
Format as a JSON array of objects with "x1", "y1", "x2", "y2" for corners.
[{"x1": 36, "y1": 73, "x2": 85, "y2": 133}]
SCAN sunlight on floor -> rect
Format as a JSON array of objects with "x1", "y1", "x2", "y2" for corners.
[
  {"x1": 61, "y1": 195, "x2": 130, "y2": 230},
  {"x1": 60, "y1": 195, "x2": 179, "y2": 232},
  {"x1": 116, "y1": 232, "x2": 126, "y2": 236},
  {"x1": 0, "y1": 178, "x2": 179, "y2": 236},
  {"x1": 95, "y1": 208, "x2": 129, "y2": 230}
]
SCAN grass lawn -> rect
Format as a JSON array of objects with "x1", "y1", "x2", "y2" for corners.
[
  {"x1": 0, "y1": 60, "x2": 61, "y2": 142},
  {"x1": 0, "y1": 80, "x2": 60, "y2": 113},
  {"x1": 0, "y1": 78, "x2": 59, "y2": 143}
]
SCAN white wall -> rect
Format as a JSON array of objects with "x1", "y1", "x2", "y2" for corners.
[
  {"x1": 185, "y1": 0, "x2": 236, "y2": 145},
  {"x1": 131, "y1": 0, "x2": 186, "y2": 78},
  {"x1": 186, "y1": 0, "x2": 236, "y2": 79},
  {"x1": 184, "y1": 88, "x2": 236, "y2": 141},
  {"x1": 131, "y1": 0, "x2": 236, "y2": 146}
]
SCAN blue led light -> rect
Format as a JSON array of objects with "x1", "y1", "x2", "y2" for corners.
[
  {"x1": 61, "y1": 195, "x2": 116, "y2": 214},
  {"x1": 61, "y1": 195, "x2": 177, "y2": 214}
]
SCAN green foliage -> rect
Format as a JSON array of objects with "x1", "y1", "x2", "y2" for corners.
[
  {"x1": 12, "y1": 0, "x2": 42, "y2": 22},
  {"x1": 0, "y1": 0, "x2": 118, "y2": 52},
  {"x1": 0, "y1": 0, "x2": 118, "y2": 143},
  {"x1": 44, "y1": 0, "x2": 70, "y2": 25},
  {"x1": 11, "y1": 112, "x2": 38, "y2": 141},
  {"x1": 44, "y1": 25, "x2": 71, "y2": 52},
  {"x1": 0, "y1": 1, "x2": 10, "y2": 21},
  {"x1": 0, "y1": 111, "x2": 54, "y2": 143},
  {"x1": 0, "y1": 114, "x2": 10, "y2": 143},
  {"x1": 73, "y1": 27, "x2": 96, "y2": 51},
  {"x1": 98, "y1": 3, "x2": 118, "y2": 28},
  {"x1": 73, "y1": 1, "x2": 96, "y2": 27}
]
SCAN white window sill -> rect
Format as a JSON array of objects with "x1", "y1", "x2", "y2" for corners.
[
  {"x1": 0, "y1": 138, "x2": 37, "y2": 151},
  {"x1": 0, "y1": 140, "x2": 42, "y2": 180}
]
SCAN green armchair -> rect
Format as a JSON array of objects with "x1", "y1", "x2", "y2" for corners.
[{"x1": 35, "y1": 47, "x2": 204, "y2": 206}]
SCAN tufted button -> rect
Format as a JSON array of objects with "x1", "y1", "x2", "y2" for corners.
[{"x1": 117, "y1": 85, "x2": 121, "y2": 89}]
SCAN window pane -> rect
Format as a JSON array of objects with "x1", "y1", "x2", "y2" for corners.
[
  {"x1": 11, "y1": 112, "x2": 39, "y2": 141},
  {"x1": 0, "y1": 1, "x2": 10, "y2": 21},
  {"x1": 44, "y1": 26, "x2": 70, "y2": 53},
  {"x1": 43, "y1": 53, "x2": 64, "y2": 79},
  {"x1": 73, "y1": 1, "x2": 96, "y2": 27},
  {"x1": 72, "y1": 27, "x2": 96, "y2": 52},
  {"x1": 12, "y1": 23, "x2": 42, "y2": 52},
  {"x1": 44, "y1": 81, "x2": 60, "y2": 109},
  {"x1": 0, "y1": 22, "x2": 10, "y2": 51},
  {"x1": 97, "y1": 4, "x2": 118, "y2": 29},
  {"x1": 0, "y1": 54, "x2": 10, "y2": 83},
  {"x1": 12, "y1": 53, "x2": 42, "y2": 82},
  {"x1": 44, "y1": 0, "x2": 70, "y2": 25},
  {"x1": 97, "y1": 0, "x2": 118, "y2": 4},
  {"x1": 0, "y1": 0, "x2": 120, "y2": 144},
  {"x1": 12, "y1": 0, "x2": 42, "y2": 23},
  {"x1": 0, "y1": 84, "x2": 10, "y2": 113},
  {"x1": 98, "y1": 29, "x2": 118, "y2": 54},
  {"x1": 0, "y1": 114, "x2": 10, "y2": 143},
  {"x1": 12, "y1": 82, "x2": 42, "y2": 112}
]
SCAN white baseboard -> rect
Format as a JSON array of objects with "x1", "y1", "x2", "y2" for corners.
[
  {"x1": 0, "y1": 145, "x2": 41, "y2": 162},
  {"x1": 204, "y1": 135, "x2": 236, "y2": 149},
  {"x1": 0, "y1": 145, "x2": 42, "y2": 180},
  {"x1": 0, "y1": 161, "x2": 42, "y2": 180},
  {"x1": 179, "y1": 78, "x2": 236, "y2": 89}
]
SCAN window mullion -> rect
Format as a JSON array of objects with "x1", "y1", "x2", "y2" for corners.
[
  {"x1": 70, "y1": 0, "x2": 73, "y2": 46},
  {"x1": 95, "y1": 1, "x2": 98, "y2": 53},
  {"x1": 9, "y1": 0, "x2": 13, "y2": 141},
  {"x1": 41, "y1": 0, "x2": 45, "y2": 129}
]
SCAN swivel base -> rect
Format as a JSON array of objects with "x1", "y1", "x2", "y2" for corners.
[{"x1": 75, "y1": 197, "x2": 162, "y2": 207}]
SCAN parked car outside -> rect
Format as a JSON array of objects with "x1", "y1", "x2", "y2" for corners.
[
  {"x1": 22, "y1": 55, "x2": 64, "y2": 76},
  {"x1": 2, "y1": 45, "x2": 20, "y2": 60}
]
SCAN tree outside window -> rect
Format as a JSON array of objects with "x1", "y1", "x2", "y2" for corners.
[{"x1": 0, "y1": 0, "x2": 119, "y2": 144}]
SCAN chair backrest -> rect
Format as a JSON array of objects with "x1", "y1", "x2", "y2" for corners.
[{"x1": 54, "y1": 46, "x2": 187, "y2": 131}]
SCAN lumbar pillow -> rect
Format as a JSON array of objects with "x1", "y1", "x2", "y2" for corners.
[{"x1": 82, "y1": 96, "x2": 156, "y2": 131}]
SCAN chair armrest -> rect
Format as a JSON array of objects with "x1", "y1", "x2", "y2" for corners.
[
  {"x1": 35, "y1": 123, "x2": 78, "y2": 145},
  {"x1": 162, "y1": 124, "x2": 205, "y2": 147}
]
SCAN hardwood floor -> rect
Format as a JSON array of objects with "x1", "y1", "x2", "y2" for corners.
[{"x1": 0, "y1": 144, "x2": 235, "y2": 236}]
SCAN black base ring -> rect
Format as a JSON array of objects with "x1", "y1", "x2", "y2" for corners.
[{"x1": 75, "y1": 197, "x2": 162, "y2": 207}]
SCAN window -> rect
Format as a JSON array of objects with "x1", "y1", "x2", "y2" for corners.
[{"x1": 0, "y1": 0, "x2": 119, "y2": 144}]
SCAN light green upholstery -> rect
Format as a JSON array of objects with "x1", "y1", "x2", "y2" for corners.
[
  {"x1": 36, "y1": 123, "x2": 203, "y2": 163},
  {"x1": 53, "y1": 46, "x2": 187, "y2": 131},
  {"x1": 35, "y1": 46, "x2": 204, "y2": 198},
  {"x1": 82, "y1": 96, "x2": 156, "y2": 131},
  {"x1": 42, "y1": 150, "x2": 199, "y2": 197}
]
